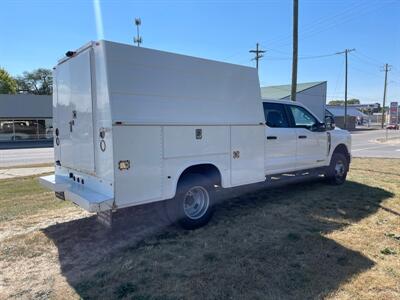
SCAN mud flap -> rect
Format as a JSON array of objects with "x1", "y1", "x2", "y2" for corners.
[
  {"x1": 55, "y1": 191, "x2": 65, "y2": 200},
  {"x1": 97, "y1": 210, "x2": 113, "y2": 228}
]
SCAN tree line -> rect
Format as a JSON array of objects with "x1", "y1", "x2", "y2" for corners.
[
  {"x1": 328, "y1": 99, "x2": 360, "y2": 105},
  {"x1": 0, "y1": 67, "x2": 52, "y2": 95}
]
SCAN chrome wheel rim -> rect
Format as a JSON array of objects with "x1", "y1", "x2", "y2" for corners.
[
  {"x1": 334, "y1": 160, "x2": 345, "y2": 178},
  {"x1": 183, "y1": 186, "x2": 210, "y2": 220}
]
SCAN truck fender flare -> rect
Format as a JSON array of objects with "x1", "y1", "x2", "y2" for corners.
[
  {"x1": 171, "y1": 161, "x2": 225, "y2": 198},
  {"x1": 330, "y1": 143, "x2": 351, "y2": 164}
]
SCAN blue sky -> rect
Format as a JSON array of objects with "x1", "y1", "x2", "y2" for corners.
[{"x1": 1, "y1": 0, "x2": 399, "y2": 103}]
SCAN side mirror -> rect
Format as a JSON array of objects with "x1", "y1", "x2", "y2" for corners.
[
  {"x1": 312, "y1": 122, "x2": 326, "y2": 132},
  {"x1": 325, "y1": 116, "x2": 335, "y2": 130}
]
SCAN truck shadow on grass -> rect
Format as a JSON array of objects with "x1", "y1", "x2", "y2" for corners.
[{"x1": 43, "y1": 178, "x2": 393, "y2": 299}]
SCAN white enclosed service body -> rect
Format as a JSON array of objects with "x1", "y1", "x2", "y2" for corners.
[{"x1": 40, "y1": 40, "x2": 267, "y2": 212}]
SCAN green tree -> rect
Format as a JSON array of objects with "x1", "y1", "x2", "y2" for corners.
[
  {"x1": 348, "y1": 98, "x2": 360, "y2": 105},
  {"x1": 0, "y1": 67, "x2": 17, "y2": 94},
  {"x1": 328, "y1": 98, "x2": 360, "y2": 105},
  {"x1": 328, "y1": 100, "x2": 344, "y2": 105},
  {"x1": 16, "y1": 68, "x2": 53, "y2": 95}
]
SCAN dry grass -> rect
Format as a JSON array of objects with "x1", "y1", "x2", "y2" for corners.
[{"x1": 0, "y1": 158, "x2": 399, "y2": 299}]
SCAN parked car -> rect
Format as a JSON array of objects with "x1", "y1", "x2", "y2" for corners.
[
  {"x1": 40, "y1": 40, "x2": 352, "y2": 229},
  {"x1": 386, "y1": 124, "x2": 399, "y2": 130}
]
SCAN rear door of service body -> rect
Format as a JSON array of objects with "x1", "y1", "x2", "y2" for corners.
[
  {"x1": 263, "y1": 102, "x2": 297, "y2": 174},
  {"x1": 55, "y1": 48, "x2": 95, "y2": 174}
]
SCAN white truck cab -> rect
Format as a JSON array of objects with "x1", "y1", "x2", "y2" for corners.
[
  {"x1": 262, "y1": 99, "x2": 350, "y2": 175},
  {"x1": 40, "y1": 40, "x2": 351, "y2": 229}
]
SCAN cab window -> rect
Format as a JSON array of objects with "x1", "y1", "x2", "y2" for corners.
[
  {"x1": 289, "y1": 105, "x2": 317, "y2": 129},
  {"x1": 263, "y1": 102, "x2": 289, "y2": 128}
]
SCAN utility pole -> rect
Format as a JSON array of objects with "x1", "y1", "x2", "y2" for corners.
[
  {"x1": 249, "y1": 43, "x2": 266, "y2": 70},
  {"x1": 381, "y1": 63, "x2": 392, "y2": 129},
  {"x1": 336, "y1": 48, "x2": 355, "y2": 129},
  {"x1": 134, "y1": 18, "x2": 142, "y2": 47},
  {"x1": 290, "y1": 0, "x2": 299, "y2": 101}
]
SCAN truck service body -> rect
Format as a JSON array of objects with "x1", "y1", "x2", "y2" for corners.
[{"x1": 40, "y1": 40, "x2": 351, "y2": 228}]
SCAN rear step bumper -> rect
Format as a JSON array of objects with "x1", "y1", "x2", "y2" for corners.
[{"x1": 39, "y1": 174, "x2": 114, "y2": 213}]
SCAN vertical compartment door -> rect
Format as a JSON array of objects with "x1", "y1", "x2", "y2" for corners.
[
  {"x1": 56, "y1": 49, "x2": 95, "y2": 174},
  {"x1": 230, "y1": 126, "x2": 265, "y2": 186}
]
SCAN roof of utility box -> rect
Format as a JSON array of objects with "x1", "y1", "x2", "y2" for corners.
[{"x1": 90, "y1": 40, "x2": 265, "y2": 125}]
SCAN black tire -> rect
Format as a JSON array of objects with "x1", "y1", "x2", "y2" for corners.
[
  {"x1": 325, "y1": 152, "x2": 348, "y2": 185},
  {"x1": 166, "y1": 174, "x2": 214, "y2": 230}
]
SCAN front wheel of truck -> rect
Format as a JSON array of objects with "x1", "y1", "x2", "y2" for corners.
[
  {"x1": 325, "y1": 152, "x2": 348, "y2": 185},
  {"x1": 166, "y1": 174, "x2": 215, "y2": 230}
]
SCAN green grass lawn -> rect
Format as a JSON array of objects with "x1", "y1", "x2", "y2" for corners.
[{"x1": 0, "y1": 174, "x2": 71, "y2": 223}]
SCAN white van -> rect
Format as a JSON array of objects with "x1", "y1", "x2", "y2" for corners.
[{"x1": 40, "y1": 40, "x2": 351, "y2": 229}]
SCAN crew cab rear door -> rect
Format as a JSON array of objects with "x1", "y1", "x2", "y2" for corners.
[{"x1": 263, "y1": 102, "x2": 297, "y2": 174}]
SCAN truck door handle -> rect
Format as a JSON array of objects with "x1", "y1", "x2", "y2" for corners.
[
  {"x1": 298, "y1": 135, "x2": 307, "y2": 139},
  {"x1": 267, "y1": 136, "x2": 277, "y2": 140}
]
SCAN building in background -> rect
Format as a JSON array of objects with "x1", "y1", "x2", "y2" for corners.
[
  {"x1": 261, "y1": 81, "x2": 327, "y2": 121},
  {"x1": 0, "y1": 94, "x2": 52, "y2": 146},
  {"x1": 347, "y1": 103, "x2": 380, "y2": 113},
  {"x1": 370, "y1": 112, "x2": 390, "y2": 125},
  {"x1": 325, "y1": 105, "x2": 368, "y2": 130},
  {"x1": 389, "y1": 102, "x2": 399, "y2": 124}
]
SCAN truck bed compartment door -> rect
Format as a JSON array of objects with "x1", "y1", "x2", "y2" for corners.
[
  {"x1": 230, "y1": 126, "x2": 265, "y2": 186},
  {"x1": 113, "y1": 126, "x2": 163, "y2": 206}
]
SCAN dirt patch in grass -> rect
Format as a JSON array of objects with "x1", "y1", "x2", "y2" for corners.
[{"x1": 0, "y1": 158, "x2": 399, "y2": 299}]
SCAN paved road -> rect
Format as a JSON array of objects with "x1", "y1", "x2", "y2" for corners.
[
  {"x1": 0, "y1": 166, "x2": 54, "y2": 179},
  {"x1": 351, "y1": 129, "x2": 400, "y2": 158},
  {"x1": 0, "y1": 147, "x2": 54, "y2": 168},
  {"x1": 0, "y1": 129, "x2": 399, "y2": 167}
]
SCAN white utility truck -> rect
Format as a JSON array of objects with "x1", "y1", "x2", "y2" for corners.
[{"x1": 40, "y1": 40, "x2": 351, "y2": 229}]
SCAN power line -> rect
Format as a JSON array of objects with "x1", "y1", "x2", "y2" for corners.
[
  {"x1": 390, "y1": 66, "x2": 400, "y2": 77},
  {"x1": 356, "y1": 51, "x2": 385, "y2": 66},
  {"x1": 350, "y1": 58, "x2": 400, "y2": 85},
  {"x1": 351, "y1": 52, "x2": 382, "y2": 68},
  {"x1": 293, "y1": 2, "x2": 385, "y2": 46},
  {"x1": 388, "y1": 80, "x2": 400, "y2": 86},
  {"x1": 350, "y1": 65, "x2": 383, "y2": 80},
  {"x1": 220, "y1": 1, "x2": 394, "y2": 68},
  {"x1": 264, "y1": 1, "x2": 367, "y2": 48},
  {"x1": 332, "y1": 62, "x2": 344, "y2": 100},
  {"x1": 264, "y1": 1, "x2": 388, "y2": 49},
  {"x1": 263, "y1": 52, "x2": 337, "y2": 61}
]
